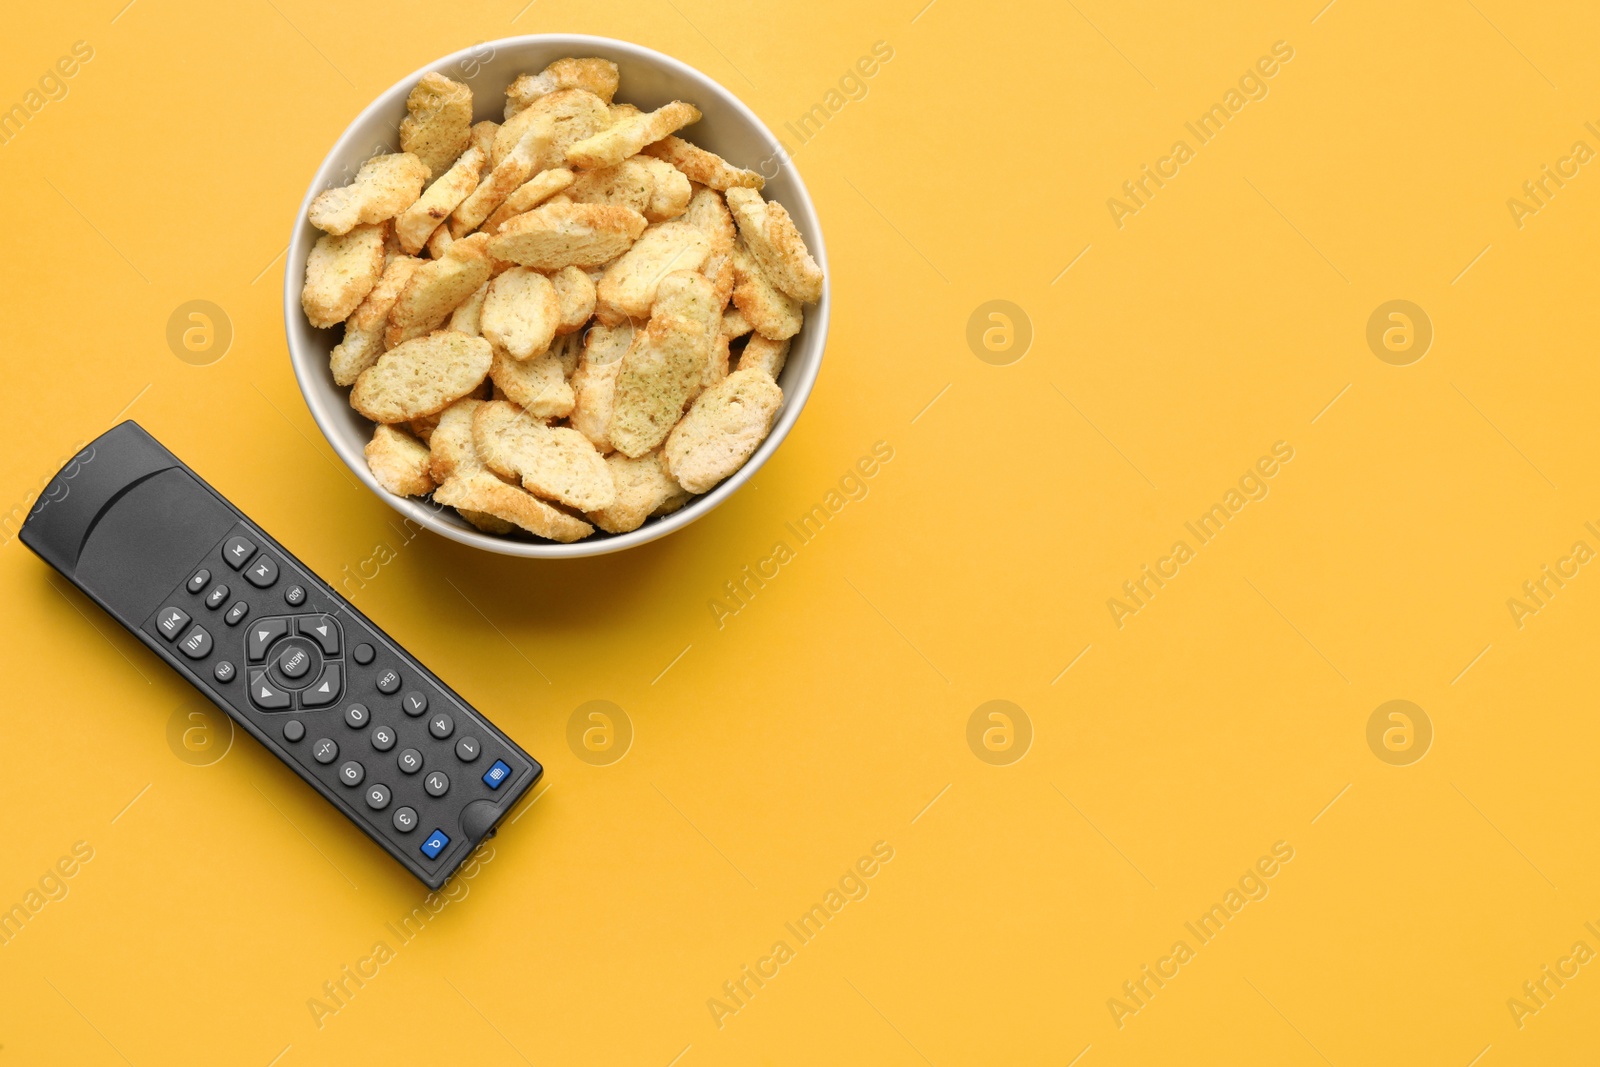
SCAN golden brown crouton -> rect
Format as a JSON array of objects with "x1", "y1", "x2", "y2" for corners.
[
  {"x1": 302, "y1": 222, "x2": 387, "y2": 329},
  {"x1": 400, "y1": 73, "x2": 474, "y2": 181},
  {"x1": 365, "y1": 423, "x2": 436, "y2": 496},
  {"x1": 309, "y1": 154, "x2": 429, "y2": 235}
]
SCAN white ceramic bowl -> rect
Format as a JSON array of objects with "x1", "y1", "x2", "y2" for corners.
[{"x1": 284, "y1": 35, "x2": 828, "y2": 558}]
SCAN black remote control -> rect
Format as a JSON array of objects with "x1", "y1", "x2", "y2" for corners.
[{"x1": 21, "y1": 421, "x2": 541, "y2": 889}]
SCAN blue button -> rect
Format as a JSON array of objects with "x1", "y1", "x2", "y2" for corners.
[
  {"x1": 483, "y1": 760, "x2": 512, "y2": 790},
  {"x1": 420, "y1": 829, "x2": 449, "y2": 859}
]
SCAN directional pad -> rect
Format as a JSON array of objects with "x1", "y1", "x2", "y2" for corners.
[
  {"x1": 296, "y1": 614, "x2": 340, "y2": 656},
  {"x1": 248, "y1": 670, "x2": 292, "y2": 710},
  {"x1": 247, "y1": 618, "x2": 290, "y2": 662},
  {"x1": 300, "y1": 663, "x2": 341, "y2": 708}
]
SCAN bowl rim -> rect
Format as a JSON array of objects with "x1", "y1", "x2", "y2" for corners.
[{"x1": 282, "y1": 33, "x2": 828, "y2": 559}]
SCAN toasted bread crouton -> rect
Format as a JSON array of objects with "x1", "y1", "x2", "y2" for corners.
[
  {"x1": 396, "y1": 146, "x2": 484, "y2": 253},
  {"x1": 730, "y1": 242, "x2": 802, "y2": 340},
  {"x1": 365, "y1": 423, "x2": 436, "y2": 497},
  {"x1": 505, "y1": 58, "x2": 620, "y2": 118},
  {"x1": 351, "y1": 330, "x2": 493, "y2": 423},
  {"x1": 330, "y1": 254, "x2": 423, "y2": 384},
  {"x1": 481, "y1": 267, "x2": 560, "y2": 360},
  {"x1": 309, "y1": 154, "x2": 429, "y2": 235},
  {"x1": 400, "y1": 73, "x2": 473, "y2": 181},
  {"x1": 610, "y1": 273, "x2": 718, "y2": 457},
  {"x1": 469, "y1": 121, "x2": 499, "y2": 174},
  {"x1": 702, "y1": 328, "x2": 731, "y2": 391},
  {"x1": 565, "y1": 101, "x2": 702, "y2": 170},
  {"x1": 722, "y1": 306, "x2": 752, "y2": 338},
  {"x1": 302, "y1": 222, "x2": 387, "y2": 329},
  {"x1": 411, "y1": 411, "x2": 441, "y2": 443},
  {"x1": 486, "y1": 202, "x2": 647, "y2": 269},
  {"x1": 595, "y1": 221, "x2": 710, "y2": 324},
  {"x1": 738, "y1": 333, "x2": 790, "y2": 380},
  {"x1": 641, "y1": 135, "x2": 765, "y2": 191},
  {"x1": 587, "y1": 451, "x2": 689, "y2": 533},
  {"x1": 458, "y1": 508, "x2": 517, "y2": 534},
  {"x1": 450, "y1": 123, "x2": 552, "y2": 238},
  {"x1": 551, "y1": 265, "x2": 596, "y2": 333},
  {"x1": 434, "y1": 471, "x2": 593, "y2": 541},
  {"x1": 473, "y1": 400, "x2": 615, "y2": 510},
  {"x1": 683, "y1": 186, "x2": 736, "y2": 307},
  {"x1": 549, "y1": 331, "x2": 584, "y2": 377},
  {"x1": 493, "y1": 88, "x2": 610, "y2": 171},
  {"x1": 427, "y1": 398, "x2": 487, "y2": 482},
  {"x1": 482, "y1": 168, "x2": 576, "y2": 233},
  {"x1": 566, "y1": 157, "x2": 656, "y2": 215},
  {"x1": 636, "y1": 156, "x2": 693, "y2": 221},
  {"x1": 447, "y1": 280, "x2": 489, "y2": 336},
  {"x1": 725, "y1": 187, "x2": 823, "y2": 304},
  {"x1": 385, "y1": 233, "x2": 494, "y2": 347},
  {"x1": 570, "y1": 323, "x2": 636, "y2": 452},
  {"x1": 664, "y1": 368, "x2": 783, "y2": 492},
  {"x1": 490, "y1": 348, "x2": 575, "y2": 418},
  {"x1": 424, "y1": 224, "x2": 454, "y2": 258}
]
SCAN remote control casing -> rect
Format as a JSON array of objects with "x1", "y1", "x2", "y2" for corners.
[{"x1": 20, "y1": 421, "x2": 541, "y2": 889}]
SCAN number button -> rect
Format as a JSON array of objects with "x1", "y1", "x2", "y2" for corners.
[
  {"x1": 392, "y1": 806, "x2": 417, "y2": 833},
  {"x1": 186, "y1": 568, "x2": 211, "y2": 594},
  {"x1": 455, "y1": 736, "x2": 480, "y2": 762},
  {"x1": 403, "y1": 691, "x2": 427, "y2": 716},
  {"x1": 338, "y1": 761, "x2": 364, "y2": 787},
  {"x1": 429, "y1": 713, "x2": 453, "y2": 739},
  {"x1": 344, "y1": 703, "x2": 369, "y2": 729},
  {"x1": 371, "y1": 725, "x2": 396, "y2": 752},
  {"x1": 365, "y1": 783, "x2": 391, "y2": 810},
  {"x1": 245, "y1": 555, "x2": 278, "y2": 588},
  {"x1": 376, "y1": 670, "x2": 401, "y2": 695},
  {"x1": 398, "y1": 748, "x2": 423, "y2": 775},
  {"x1": 424, "y1": 771, "x2": 449, "y2": 797},
  {"x1": 312, "y1": 738, "x2": 338, "y2": 764}
]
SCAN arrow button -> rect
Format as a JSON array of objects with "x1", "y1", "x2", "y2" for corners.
[
  {"x1": 299, "y1": 663, "x2": 341, "y2": 708},
  {"x1": 247, "y1": 617, "x2": 290, "y2": 662},
  {"x1": 247, "y1": 670, "x2": 292, "y2": 710},
  {"x1": 295, "y1": 614, "x2": 340, "y2": 655}
]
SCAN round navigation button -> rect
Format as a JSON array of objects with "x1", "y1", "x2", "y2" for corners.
[
  {"x1": 283, "y1": 720, "x2": 305, "y2": 743},
  {"x1": 365, "y1": 783, "x2": 391, "y2": 810},
  {"x1": 353, "y1": 643, "x2": 375, "y2": 665},
  {"x1": 393, "y1": 806, "x2": 417, "y2": 833},
  {"x1": 278, "y1": 646, "x2": 312, "y2": 679},
  {"x1": 338, "y1": 761, "x2": 365, "y2": 787}
]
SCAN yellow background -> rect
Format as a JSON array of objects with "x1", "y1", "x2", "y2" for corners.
[{"x1": 2, "y1": 0, "x2": 1598, "y2": 1063}]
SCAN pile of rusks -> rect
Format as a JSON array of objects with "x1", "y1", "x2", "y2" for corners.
[{"x1": 299, "y1": 58, "x2": 824, "y2": 542}]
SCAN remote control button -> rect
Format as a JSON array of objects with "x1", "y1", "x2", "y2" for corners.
[
  {"x1": 247, "y1": 618, "x2": 289, "y2": 661},
  {"x1": 283, "y1": 720, "x2": 305, "y2": 742},
  {"x1": 338, "y1": 761, "x2": 365, "y2": 787},
  {"x1": 365, "y1": 783, "x2": 391, "y2": 810},
  {"x1": 300, "y1": 663, "x2": 341, "y2": 707},
  {"x1": 455, "y1": 736, "x2": 481, "y2": 762},
  {"x1": 311, "y1": 738, "x2": 338, "y2": 764},
  {"x1": 156, "y1": 606, "x2": 191, "y2": 641},
  {"x1": 248, "y1": 670, "x2": 291, "y2": 710},
  {"x1": 222, "y1": 536, "x2": 256, "y2": 570},
  {"x1": 285, "y1": 585, "x2": 306, "y2": 607},
  {"x1": 420, "y1": 829, "x2": 450, "y2": 859},
  {"x1": 482, "y1": 760, "x2": 512, "y2": 790},
  {"x1": 376, "y1": 669, "x2": 401, "y2": 695},
  {"x1": 393, "y1": 806, "x2": 418, "y2": 833},
  {"x1": 178, "y1": 625, "x2": 212, "y2": 659},
  {"x1": 296, "y1": 614, "x2": 340, "y2": 655},
  {"x1": 424, "y1": 771, "x2": 449, "y2": 797},
  {"x1": 245, "y1": 555, "x2": 278, "y2": 588},
  {"x1": 371, "y1": 725, "x2": 396, "y2": 751},
  {"x1": 204, "y1": 584, "x2": 229, "y2": 610},
  {"x1": 353, "y1": 643, "x2": 375, "y2": 665},
  {"x1": 186, "y1": 568, "x2": 211, "y2": 594},
  {"x1": 277, "y1": 646, "x2": 312, "y2": 680},
  {"x1": 224, "y1": 601, "x2": 249, "y2": 626},
  {"x1": 344, "y1": 703, "x2": 369, "y2": 729},
  {"x1": 403, "y1": 691, "x2": 428, "y2": 716},
  {"x1": 397, "y1": 748, "x2": 423, "y2": 775},
  {"x1": 428, "y1": 713, "x2": 453, "y2": 739},
  {"x1": 214, "y1": 661, "x2": 236, "y2": 683}
]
